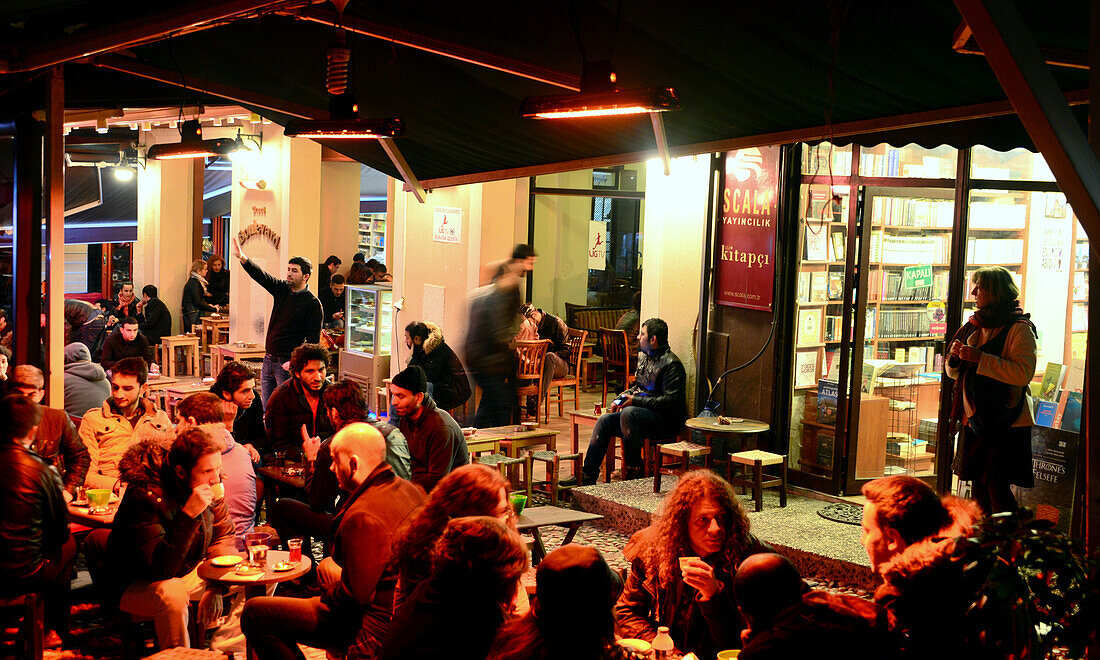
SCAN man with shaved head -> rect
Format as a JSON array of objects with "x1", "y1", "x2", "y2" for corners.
[{"x1": 243, "y1": 423, "x2": 425, "y2": 659}]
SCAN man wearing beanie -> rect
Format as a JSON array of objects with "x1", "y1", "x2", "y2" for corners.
[{"x1": 389, "y1": 365, "x2": 468, "y2": 492}]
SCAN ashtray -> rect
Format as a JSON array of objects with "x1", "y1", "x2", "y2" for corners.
[
  {"x1": 211, "y1": 555, "x2": 243, "y2": 567},
  {"x1": 272, "y1": 562, "x2": 295, "y2": 572},
  {"x1": 462, "y1": 427, "x2": 477, "y2": 437},
  {"x1": 283, "y1": 467, "x2": 304, "y2": 476},
  {"x1": 234, "y1": 565, "x2": 264, "y2": 576}
]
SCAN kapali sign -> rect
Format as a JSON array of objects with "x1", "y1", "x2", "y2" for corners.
[{"x1": 237, "y1": 204, "x2": 281, "y2": 249}]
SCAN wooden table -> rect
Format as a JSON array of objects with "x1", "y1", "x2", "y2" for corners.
[
  {"x1": 164, "y1": 380, "x2": 212, "y2": 421},
  {"x1": 198, "y1": 315, "x2": 230, "y2": 354},
  {"x1": 464, "y1": 432, "x2": 501, "y2": 458},
  {"x1": 684, "y1": 416, "x2": 770, "y2": 461},
  {"x1": 145, "y1": 375, "x2": 180, "y2": 410},
  {"x1": 516, "y1": 505, "x2": 603, "y2": 565},
  {"x1": 67, "y1": 501, "x2": 117, "y2": 528},
  {"x1": 477, "y1": 425, "x2": 558, "y2": 484},
  {"x1": 160, "y1": 334, "x2": 201, "y2": 377},
  {"x1": 256, "y1": 465, "x2": 307, "y2": 522},
  {"x1": 568, "y1": 410, "x2": 601, "y2": 454},
  {"x1": 211, "y1": 343, "x2": 266, "y2": 378}
]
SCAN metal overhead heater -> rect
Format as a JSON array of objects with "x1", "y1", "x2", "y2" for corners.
[{"x1": 145, "y1": 119, "x2": 237, "y2": 159}]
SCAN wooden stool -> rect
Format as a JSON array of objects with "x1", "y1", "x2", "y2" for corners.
[
  {"x1": 603, "y1": 436, "x2": 653, "y2": 483},
  {"x1": 728, "y1": 450, "x2": 788, "y2": 512},
  {"x1": 476, "y1": 452, "x2": 533, "y2": 500},
  {"x1": 160, "y1": 335, "x2": 201, "y2": 377},
  {"x1": 529, "y1": 449, "x2": 583, "y2": 505},
  {"x1": 653, "y1": 441, "x2": 712, "y2": 493},
  {"x1": 0, "y1": 593, "x2": 44, "y2": 660}
]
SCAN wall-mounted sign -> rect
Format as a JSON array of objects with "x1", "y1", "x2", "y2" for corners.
[
  {"x1": 433, "y1": 206, "x2": 462, "y2": 244},
  {"x1": 588, "y1": 221, "x2": 609, "y2": 270},
  {"x1": 902, "y1": 264, "x2": 933, "y2": 290},
  {"x1": 237, "y1": 204, "x2": 281, "y2": 249},
  {"x1": 715, "y1": 146, "x2": 780, "y2": 311}
]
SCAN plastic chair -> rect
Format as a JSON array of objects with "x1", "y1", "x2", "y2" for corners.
[
  {"x1": 598, "y1": 328, "x2": 635, "y2": 407},
  {"x1": 545, "y1": 328, "x2": 587, "y2": 423},
  {"x1": 514, "y1": 339, "x2": 550, "y2": 422}
]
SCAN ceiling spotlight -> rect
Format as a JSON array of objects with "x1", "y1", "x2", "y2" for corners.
[
  {"x1": 521, "y1": 61, "x2": 679, "y2": 119},
  {"x1": 146, "y1": 119, "x2": 238, "y2": 160}
]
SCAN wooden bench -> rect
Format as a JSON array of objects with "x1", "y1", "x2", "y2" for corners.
[{"x1": 565, "y1": 302, "x2": 630, "y2": 335}]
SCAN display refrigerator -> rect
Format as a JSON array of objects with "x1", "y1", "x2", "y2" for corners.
[{"x1": 339, "y1": 284, "x2": 393, "y2": 413}]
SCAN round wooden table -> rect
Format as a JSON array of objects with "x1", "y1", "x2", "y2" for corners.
[{"x1": 685, "y1": 416, "x2": 770, "y2": 458}]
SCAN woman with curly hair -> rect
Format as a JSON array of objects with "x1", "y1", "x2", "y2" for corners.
[
  {"x1": 391, "y1": 463, "x2": 517, "y2": 608},
  {"x1": 615, "y1": 469, "x2": 770, "y2": 657},
  {"x1": 380, "y1": 516, "x2": 528, "y2": 660}
]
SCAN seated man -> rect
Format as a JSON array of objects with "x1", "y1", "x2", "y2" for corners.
[
  {"x1": 582, "y1": 318, "x2": 687, "y2": 484},
  {"x1": 615, "y1": 470, "x2": 770, "y2": 658},
  {"x1": 107, "y1": 428, "x2": 237, "y2": 650},
  {"x1": 210, "y1": 361, "x2": 266, "y2": 462},
  {"x1": 0, "y1": 394, "x2": 77, "y2": 642},
  {"x1": 9, "y1": 364, "x2": 90, "y2": 496},
  {"x1": 100, "y1": 316, "x2": 155, "y2": 371},
  {"x1": 80, "y1": 356, "x2": 174, "y2": 489},
  {"x1": 264, "y1": 343, "x2": 332, "y2": 461},
  {"x1": 136, "y1": 284, "x2": 172, "y2": 347},
  {"x1": 319, "y1": 273, "x2": 347, "y2": 329},
  {"x1": 404, "y1": 320, "x2": 471, "y2": 414},
  {"x1": 519, "y1": 304, "x2": 570, "y2": 417},
  {"x1": 390, "y1": 365, "x2": 468, "y2": 493},
  {"x1": 243, "y1": 423, "x2": 426, "y2": 658},
  {"x1": 861, "y1": 475, "x2": 982, "y2": 659},
  {"x1": 63, "y1": 342, "x2": 110, "y2": 420},
  {"x1": 734, "y1": 553, "x2": 901, "y2": 660},
  {"x1": 176, "y1": 392, "x2": 257, "y2": 547}
]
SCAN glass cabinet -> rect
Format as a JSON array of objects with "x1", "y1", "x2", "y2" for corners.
[{"x1": 340, "y1": 284, "x2": 393, "y2": 413}]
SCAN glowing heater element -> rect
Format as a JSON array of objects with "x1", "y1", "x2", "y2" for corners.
[
  {"x1": 283, "y1": 117, "x2": 405, "y2": 139},
  {"x1": 522, "y1": 87, "x2": 679, "y2": 119}
]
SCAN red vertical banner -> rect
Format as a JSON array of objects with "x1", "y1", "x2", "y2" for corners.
[{"x1": 715, "y1": 146, "x2": 780, "y2": 311}]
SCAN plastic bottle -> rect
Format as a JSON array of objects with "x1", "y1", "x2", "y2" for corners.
[{"x1": 652, "y1": 626, "x2": 674, "y2": 659}]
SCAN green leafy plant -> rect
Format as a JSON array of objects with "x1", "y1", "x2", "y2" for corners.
[{"x1": 959, "y1": 508, "x2": 1097, "y2": 659}]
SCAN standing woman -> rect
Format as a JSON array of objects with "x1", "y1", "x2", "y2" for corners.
[
  {"x1": 182, "y1": 258, "x2": 219, "y2": 332},
  {"x1": 205, "y1": 255, "x2": 230, "y2": 305},
  {"x1": 946, "y1": 266, "x2": 1037, "y2": 515}
]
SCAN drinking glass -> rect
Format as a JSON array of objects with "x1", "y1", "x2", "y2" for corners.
[
  {"x1": 287, "y1": 538, "x2": 303, "y2": 563},
  {"x1": 247, "y1": 543, "x2": 268, "y2": 568}
]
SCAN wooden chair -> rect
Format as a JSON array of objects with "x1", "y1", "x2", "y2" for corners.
[
  {"x1": 514, "y1": 339, "x2": 550, "y2": 422},
  {"x1": 598, "y1": 328, "x2": 635, "y2": 407},
  {"x1": 544, "y1": 328, "x2": 587, "y2": 423},
  {"x1": 0, "y1": 593, "x2": 44, "y2": 660}
]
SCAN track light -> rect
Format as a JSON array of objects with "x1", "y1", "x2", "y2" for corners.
[{"x1": 146, "y1": 119, "x2": 238, "y2": 160}]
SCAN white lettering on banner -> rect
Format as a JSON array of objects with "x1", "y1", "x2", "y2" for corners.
[
  {"x1": 719, "y1": 245, "x2": 770, "y2": 268},
  {"x1": 433, "y1": 206, "x2": 462, "y2": 244}
]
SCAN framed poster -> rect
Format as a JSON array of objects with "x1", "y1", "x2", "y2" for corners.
[{"x1": 715, "y1": 146, "x2": 780, "y2": 311}]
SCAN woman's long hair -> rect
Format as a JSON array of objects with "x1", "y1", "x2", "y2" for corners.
[
  {"x1": 650, "y1": 470, "x2": 752, "y2": 588},
  {"x1": 392, "y1": 464, "x2": 512, "y2": 587},
  {"x1": 431, "y1": 516, "x2": 528, "y2": 612}
]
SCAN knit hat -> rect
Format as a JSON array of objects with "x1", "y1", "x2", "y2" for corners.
[
  {"x1": 64, "y1": 342, "x2": 91, "y2": 364},
  {"x1": 391, "y1": 365, "x2": 427, "y2": 394}
]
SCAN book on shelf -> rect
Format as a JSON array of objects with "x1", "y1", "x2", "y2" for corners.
[
  {"x1": 823, "y1": 349, "x2": 840, "y2": 380},
  {"x1": 1074, "y1": 243, "x2": 1090, "y2": 270},
  {"x1": 817, "y1": 379, "x2": 839, "y2": 425},
  {"x1": 967, "y1": 202, "x2": 1027, "y2": 229},
  {"x1": 1071, "y1": 304, "x2": 1088, "y2": 332},
  {"x1": 865, "y1": 307, "x2": 877, "y2": 339},
  {"x1": 809, "y1": 272, "x2": 828, "y2": 302},
  {"x1": 805, "y1": 228, "x2": 829, "y2": 261},
  {"x1": 797, "y1": 272, "x2": 811, "y2": 302},
  {"x1": 860, "y1": 359, "x2": 923, "y2": 394},
  {"x1": 1072, "y1": 271, "x2": 1088, "y2": 300},
  {"x1": 797, "y1": 308, "x2": 823, "y2": 346},
  {"x1": 876, "y1": 309, "x2": 933, "y2": 338},
  {"x1": 965, "y1": 238, "x2": 1024, "y2": 264},
  {"x1": 1063, "y1": 358, "x2": 1085, "y2": 392},
  {"x1": 1034, "y1": 401, "x2": 1058, "y2": 428},
  {"x1": 830, "y1": 230, "x2": 846, "y2": 261},
  {"x1": 1038, "y1": 362, "x2": 1065, "y2": 402},
  {"x1": 794, "y1": 350, "x2": 818, "y2": 388},
  {"x1": 871, "y1": 196, "x2": 954, "y2": 228},
  {"x1": 880, "y1": 235, "x2": 950, "y2": 265},
  {"x1": 823, "y1": 315, "x2": 843, "y2": 341},
  {"x1": 826, "y1": 273, "x2": 844, "y2": 301},
  {"x1": 1058, "y1": 391, "x2": 1083, "y2": 433}
]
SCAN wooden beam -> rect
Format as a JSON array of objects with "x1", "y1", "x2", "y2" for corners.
[
  {"x1": 410, "y1": 90, "x2": 1089, "y2": 191},
  {"x1": 45, "y1": 66, "x2": 65, "y2": 403},
  {"x1": 2, "y1": 0, "x2": 294, "y2": 73},
  {"x1": 953, "y1": 21, "x2": 1089, "y2": 70},
  {"x1": 193, "y1": 159, "x2": 205, "y2": 262},
  {"x1": 379, "y1": 138, "x2": 426, "y2": 203},
  {"x1": 12, "y1": 115, "x2": 43, "y2": 367},
  {"x1": 296, "y1": 7, "x2": 580, "y2": 92}
]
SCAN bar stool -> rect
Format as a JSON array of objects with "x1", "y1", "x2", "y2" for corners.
[
  {"x1": 529, "y1": 448, "x2": 583, "y2": 505},
  {"x1": 159, "y1": 335, "x2": 200, "y2": 377},
  {"x1": 475, "y1": 452, "x2": 532, "y2": 500},
  {"x1": 727, "y1": 450, "x2": 788, "y2": 512},
  {"x1": 653, "y1": 441, "x2": 712, "y2": 493}
]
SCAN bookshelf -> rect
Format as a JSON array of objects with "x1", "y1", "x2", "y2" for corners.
[
  {"x1": 1066, "y1": 220, "x2": 1090, "y2": 364},
  {"x1": 358, "y1": 212, "x2": 387, "y2": 261}
]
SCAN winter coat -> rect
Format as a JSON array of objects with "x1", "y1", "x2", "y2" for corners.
[
  {"x1": 0, "y1": 441, "x2": 69, "y2": 595},
  {"x1": 464, "y1": 283, "x2": 520, "y2": 377},
  {"x1": 873, "y1": 496, "x2": 983, "y2": 660},
  {"x1": 106, "y1": 438, "x2": 237, "y2": 596},
  {"x1": 625, "y1": 345, "x2": 688, "y2": 435},
  {"x1": 615, "y1": 526, "x2": 771, "y2": 658},
  {"x1": 535, "y1": 312, "x2": 571, "y2": 362},
  {"x1": 397, "y1": 395, "x2": 469, "y2": 493},
  {"x1": 182, "y1": 274, "x2": 218, "y2": 316},
  {"x1": 324, "y1": 462, "x2": 425, "y2": 659},
  {"x1": 407, "y1": 322, "x2": 471, "y2": 411},
  {"x1": 206, "y1": 268, "x2": 230, "y2": 305},
  {"x1": 99, "y1": 327, "x2": 155, "y2": 370},
  {"x1": 63, "y1": 343, "x2": 110, "y2": 419},
  {"x1": 137, "y1": 297, "x2": 172, "y2": 345},
  {"x1": 32, "y1": 406, "x2": 90, "y2": 492},
  {"x1": 264, "y1": 377, "x2": 333, "y2": 461},
  {"x1": 739, "y1": 590, "x2": 902, "y2": 660},
  {"x1": 78, "y1": 398, "x2": 174, "y2": 489},
  {"x1": 231, "y1": 395, "x2": 268, "y2": 455}
]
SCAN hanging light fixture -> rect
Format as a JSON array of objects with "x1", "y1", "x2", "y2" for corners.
[
  {"x1": 146, "y1": 119, "x2": 238, "y2": 160},
  {"x1": 521, "y1": 61, "x2": 679, "y2": 119},
  {"x1": 283, "y1": 10, "x2": 404, "y2": 140}
]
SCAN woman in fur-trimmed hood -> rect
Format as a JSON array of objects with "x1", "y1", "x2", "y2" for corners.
[{"x1": 405, "y1": 320, "x2": 472, "y2": 411}]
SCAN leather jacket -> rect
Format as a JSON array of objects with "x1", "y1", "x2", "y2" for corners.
[
  {"x1": 626, "y1": 346, "x2": 688, "y2": 430},
  {"x1": 33, "y1": 406, "x2": 90, "y2": 493},
  {"x1": 0, "y1": 442, "x2": 70, "y2": 591}
]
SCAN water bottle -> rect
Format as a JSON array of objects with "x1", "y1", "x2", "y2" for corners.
[{"x1": 652, "y1": 626, "x2": 674, "y2": 659}]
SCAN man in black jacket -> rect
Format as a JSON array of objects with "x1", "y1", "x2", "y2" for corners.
[
  {"x1": 582, "y1": 318, "x2": 687, "y2": 484},
  {"x1": 100, "y1": 317, "x2": 155, "y2": 370},
  {"x1": 319, "y1": 274, "x2": 347, "y2": 328},
  {"x1": 520, "y1": 304, "x2": 571, "y2": 417},
  {"x1": 390, "y1": 365, "x2": 468, "y2": 493},
  {"x1": 243, "y1": 423, "x2": 425, "y2": 659},
  {"x1": 233, "y1": 237, "x2": 323, "y2": 404},
  {"x1": 109, "y1": 428, "x2": 237, "y2": 650},
  {"x1": 264, "y1": 343, "x2": 332, "y2": 461},
  {"x1": 136, "y1": 285, "x2": 172, "y2": 346},
  {"x1": 9, "y1": 365, "x2": 90, "y2": 495},
  {"x1": 0, "y1": 394, "x2": 76, "y2": 640},
  {"x1": 210, "y1": 361, "x2": 265, "y2": 462}
]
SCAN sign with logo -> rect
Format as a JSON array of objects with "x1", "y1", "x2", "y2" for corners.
[
  {"x1": 716, "y1": 146, "x2": 780, "y2": 311},
  {"x1": 926, "y1": 301, "x2": 947, "y2": 335},
  {"x1": 432, "y1": 206, "x2": 462, "y2": 244},
  {"x1": 902, "y1": 264, "x2": 933, "y2": 290},
  {"x1": 237, "y1": 203, "x2": 282, "y2": 249},
  {"x1": 588, "y1": 221, "x2": 609, "y2": 270}
]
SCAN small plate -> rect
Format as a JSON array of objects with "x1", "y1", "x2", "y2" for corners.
[
  {"x1": 272, "y1": 562, "x2": 296, "y2": 572},
  {"x1": 211, "y1": 555, "x2": 243, "y2": 567},
  {"x1": 234, "y1": 565, "x2": 264, "y2": 576}
]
